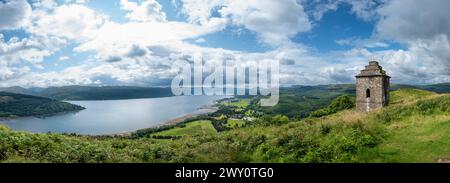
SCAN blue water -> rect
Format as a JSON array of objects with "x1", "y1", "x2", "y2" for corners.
[{"x1": 0, "y1": 96, "x2": 224, "y2": 135}]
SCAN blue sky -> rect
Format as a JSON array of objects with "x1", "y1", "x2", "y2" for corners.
[{"x1": 0, "y1": 0, "x2": 449, "y2": 87}]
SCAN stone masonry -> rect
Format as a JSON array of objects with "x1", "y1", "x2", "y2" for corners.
[{"x1": 355, "y1": 61, "x2": 390, "y2": 112}]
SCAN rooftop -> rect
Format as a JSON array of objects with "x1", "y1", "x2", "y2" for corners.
[{"x1": 356, "y1": 61, "x2": 390, "y2": 78}]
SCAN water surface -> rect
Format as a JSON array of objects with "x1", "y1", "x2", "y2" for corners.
[{"x1": 0, "y1": 96, "x2": 224, "y2": 135}]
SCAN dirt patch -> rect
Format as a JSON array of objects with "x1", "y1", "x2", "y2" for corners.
[{"x1": 437, "y1": 158, "x2": 450, "y2": 163}]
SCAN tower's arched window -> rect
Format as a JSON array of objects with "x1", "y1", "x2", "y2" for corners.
[{"x1": 366, "y1": 89, "x2": 371, "y2": 98}]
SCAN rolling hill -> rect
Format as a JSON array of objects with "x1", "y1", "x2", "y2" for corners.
[
  {"x1": 0, "y1": 88, "x2": 448, "y2": 163},
  {"x1": 0, "y1": 92, "x2": 85, "y2": 118},
  {"x1": 1, "y1": 85, "x2": 173, "y2": 100},
  {"x1": 250, "y1": 83, "x2": 450, "y2": 119},
  {"x1": 36, "y1": 85, "x2": 173, "y2": 100}
]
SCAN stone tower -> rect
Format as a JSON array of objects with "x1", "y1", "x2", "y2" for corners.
[{"x1": 355, "y1": 60, "x2": 390, "y2": 112}]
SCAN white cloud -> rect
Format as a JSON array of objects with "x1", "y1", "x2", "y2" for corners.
[
  {"x1": 194, "y1": 38, "x2": 205, "y2": 43},
  {"x1": 0, "y1": 0, "x2": 32, "y2": 30},
  {"x1": 376, "y1": 0, "x2": 450, "y2": 43},
  {"x1": 120, "y1": 0, "x2": 167, "y2": 22},
  {"x1": 74, "y1": 19, "x2": 223, "y2": 62},
  {"x1": 222, "y1": 0, "x2": 311, "y2": 45},
  {"x1": 59, "y1": 56, "x2": 70, "y2": 61},
  {"x1": 372, "y1": 0, "x2": 450, "y2": 83},
  {"x1": 178, "y1": 0, "x2": 311, "y2": 45},
  {"x1": 31, "y1": 0, "x2": 57, "y2": 9},
  {"x1": 0, "y1": 34, "x2": 64, "y2": 66},
  {"x1": 29, "y1": 4, "x2": 107, "y2": 40}
]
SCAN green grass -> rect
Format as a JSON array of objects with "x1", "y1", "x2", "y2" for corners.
[
  {"x1": 360, "y1": 115, "x2": 450, "y2": 162},
  {"x1": 390, "y1": 88, "x2": 436, "y2": 104},
  {"x1": 224, "y1": 98, "x2": 251, "y2": 108},
  {"x1": 226, "y1": 119, "x2": 246, "y2": 128},
  {"x1": 152, "y1": 120, "x2": 217, "y2": 137},
  {"x1": 355, "y1": 92, "x2": 450, "y2": 162}
]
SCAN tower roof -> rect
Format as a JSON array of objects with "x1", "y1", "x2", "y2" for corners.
[{"x1": 356, "y1": 61, "x2": 390, "y2": 78}]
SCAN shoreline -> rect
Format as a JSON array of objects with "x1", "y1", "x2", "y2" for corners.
[
  {"x1": 114, "y1": 106, "x2": 219, "y2": 136},
  {"x1": 0, "y1": 109, "x2": 85, "y2": 121}
]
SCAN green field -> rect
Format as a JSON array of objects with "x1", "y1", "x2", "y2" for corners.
[
  {"x1": 224, "y1": 98, "x2": 251, "y2": 108},
  {"x1": 355, "y1": 89, "x2": 450, "y2": 162},
  {"x1": 226, "y1": 119, "x2": 246, "y2": 128},
  {"x1": 360, "y1": 114, "x2": 450, "y2": 162},
  {"x1": 152, "y1": 120, "x2": 217, "y2": 137}
]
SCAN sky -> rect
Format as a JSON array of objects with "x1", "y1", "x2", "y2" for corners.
[{"x1": 0, "y1": 0, "x2": 449, "y2": 88}]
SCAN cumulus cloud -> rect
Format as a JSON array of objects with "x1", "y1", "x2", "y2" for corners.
[
  {"x1": 178, "y1": 0, "x2": 311, "y2": 45},
  {"x1": 120, "y1": 0, "x2": 167, "y2": 22},
  {"x1": 0, "y1": 34, "x2": 64, "y2": 66},
  {"x1": 372, "y1": 0, "x2": 450, "y2": 83},
  {"x1": 29, "y1": 4, "x2": 107, "y2": 40},
  {"x1": 0, "y1": 0, "x2": 32, "y2": 30},
  {"x1": 376, "y1": 0, "x2": 450, "y2": 43},
  {"x1": 126, "y1": 45, "x2": 147, "y2": 58},
  {"x1": 222, "y1": 0, "x2": 311, "y2": 45},
  {"x1": 73, "y1": 19, "x2": 222, "y2": 62}
]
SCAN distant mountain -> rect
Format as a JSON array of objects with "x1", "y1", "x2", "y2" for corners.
[
  {"x1": 0, "y1": 86, "x2": 31, "y2": 95},
  {"x1": 36, "y1": 85, "x2": 173, "y2": 100},
  {"x1": 252, "y1": 84, "x2": 356, "y2": 118},
  {"x1": 417, "y1": 82, "x2": 450, "y2": 93},
  {"x1": 0, "y1": 92, "x2": 85, "y2": 118},
  {"x1": 391, "y1": 83, "x2": 450, "y2": 93},
  {"x1": 0, "y1": 83, "x2": 448, "y2": 101}
]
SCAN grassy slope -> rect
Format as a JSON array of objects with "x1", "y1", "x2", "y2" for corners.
[
  {"x1": 224, "y1": 98, "x2": 251, "y2": 108},
  {"x1": 357, "y1": 89, "x2": 450, "y2": 162},
  {"x1": 226, "y1": 119, "x2": 246, "y2": 128},
  {"x1": 0, "y1": 89, "x2": 448, "y2": 163},
  {"x1": 152, "y1": 120, "x2": 217, "y2": 137}
]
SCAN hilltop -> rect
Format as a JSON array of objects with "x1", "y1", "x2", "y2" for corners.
[{"x1": 0, "y1": 88, "x2": 448, "y2": 162}]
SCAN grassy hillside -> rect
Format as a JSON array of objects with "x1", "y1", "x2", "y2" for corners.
[
  {"x1": 0, "y1": 88, "x2": 448, "y2": 163},
  {"x1": 0, "y1": 92, "x2": 85, "y2": 118},
  {"x1": 357, "y1": 89, "x2": 450, "y2": 162},
  {"x1": 251, "y1": 84, "x2": 355, "y2": 118}
]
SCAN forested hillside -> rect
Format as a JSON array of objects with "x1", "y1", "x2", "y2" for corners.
[
  {"x1": 36, "y1": 86, "x2": 173, "y2": 100},
  {"x1": 0, "y1": 92, "x2": 85, "y2": 118},
  {"x1": 0, "y1": 86, "x2": 173, "y2": 100}
]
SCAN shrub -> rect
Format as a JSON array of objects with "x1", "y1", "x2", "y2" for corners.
[
  {"x1": 309, "y1": 95, "x2": 355, "y2": 118},
  {"x1": 271, "y1": 115, "x2": 290, "y2": 125}
]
